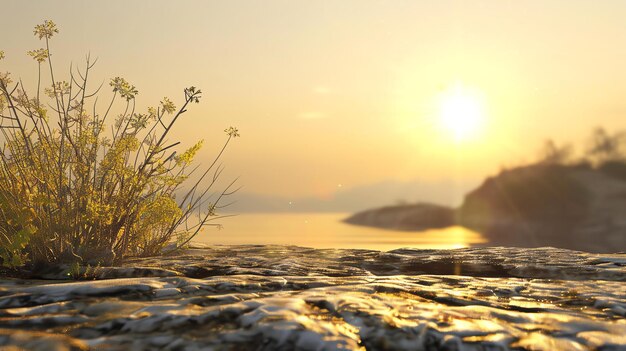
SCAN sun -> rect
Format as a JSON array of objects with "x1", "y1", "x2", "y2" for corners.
[{"x1": 437, "y1": 84, "x2": 487, "y2": 142}]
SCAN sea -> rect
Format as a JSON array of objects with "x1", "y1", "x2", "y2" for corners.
[{"x1": 197, "y1": 212, "x2": 486, "y2": 251}]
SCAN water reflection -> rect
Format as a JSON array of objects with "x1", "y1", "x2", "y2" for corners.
[{"x1": 199, "y1": 213, "x2": 486, "y2": 251}]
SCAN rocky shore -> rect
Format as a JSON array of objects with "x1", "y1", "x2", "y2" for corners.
[
  {"x1": 0, "y1": 244, "x2": 625, "y2": 350},
  {"x1": 345, "y1": 163, "x2": 626, "y2": 253}
]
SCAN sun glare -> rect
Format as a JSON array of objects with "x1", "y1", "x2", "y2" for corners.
[{"x1": 438, "y1": 84, "x2": 487, "y2": 142}]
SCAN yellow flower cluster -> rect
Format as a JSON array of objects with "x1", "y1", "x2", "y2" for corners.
[
  {"x1": 224, "y1": 126, "x2": 240, "y2": 138},
  {"x1": 130, "y1": 113, "x2": 151, "y2": 129},
  {"x1": 0, "y1": 72, "x2": 12, "y2": 86},
  {"x1": 44, "y1": 81, "x2": 70, "y2": 98},
  {"x1": 147, "y1": 106, "x2": 157, "y2": 118},
  {"x1": 33, "y1": 20, "x2": 58, "y2": 40},
  {"x1": 160, "y1": 97, "x2": 176, "y2": 114},
  {"x1": 184, "y1": 86, "x2": 202, "y2": 103},
  {"x1": 27, "y1": 48, "x2": 49, "y2": 63},
  {"x1": 110, "y1": 77, "x2": 138, "y2": 101},
  {"x1": 175, "y1": 140, "x2": 204, "y2": 166},
  {"x1": 86, "y1": 199, "x2": 113, "y2": 225}
]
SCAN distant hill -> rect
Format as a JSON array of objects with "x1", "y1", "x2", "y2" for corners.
[
  {"x1": 344, "y1": 203, "x2": 455, "y2": 230},
  {"x1": 345, "y1": 162, "x2": 626, "y2": 252}
]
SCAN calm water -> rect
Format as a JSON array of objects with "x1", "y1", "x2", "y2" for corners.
[{"x1": 198, "y1": 212, "x2": 486, "y2": 251}]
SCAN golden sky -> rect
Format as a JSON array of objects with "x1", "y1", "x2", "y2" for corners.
[{"x1": 2, "y1": 1, "x2": 626, "y2": 201}]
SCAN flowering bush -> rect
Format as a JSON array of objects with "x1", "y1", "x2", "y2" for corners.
[{"x1": 0, "y1": 21, "x2": 238, "y2": 267}]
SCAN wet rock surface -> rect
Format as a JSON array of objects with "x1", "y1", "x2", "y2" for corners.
[{"x1": 1, "y1": 245, "x2": 625, "y2": 350}]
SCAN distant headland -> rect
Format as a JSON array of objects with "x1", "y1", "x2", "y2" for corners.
[{"x1": 345, "y1": 160, "x2": 626, "y2": 253}]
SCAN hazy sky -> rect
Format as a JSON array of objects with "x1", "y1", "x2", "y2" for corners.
[{"x1": 2, "y1": 1, "x2": 626, "y2": 202}]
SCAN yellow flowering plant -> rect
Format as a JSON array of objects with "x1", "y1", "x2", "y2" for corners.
[{"x1": 0, "y1": 21, "x2": 239, "y2": 267}]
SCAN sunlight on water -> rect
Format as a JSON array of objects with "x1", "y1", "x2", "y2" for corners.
[{"x1": 199, "y1": 213, "x2": 486, "y2": 251}]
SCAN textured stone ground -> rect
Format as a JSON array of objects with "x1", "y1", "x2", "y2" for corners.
[{"x1": 0, "y1": 245, "x2": 624, "y2": 350}]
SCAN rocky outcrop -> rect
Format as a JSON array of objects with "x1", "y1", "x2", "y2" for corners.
[
  {"x1": 0, "y1": 245, "x2": 625, "y2": 350},
  {"x1": 344, "y1": 203, "x2": 455, "y2": 231},
  {"x1": 346, "y1": 163, "x2": 626, "y2": 252}
]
